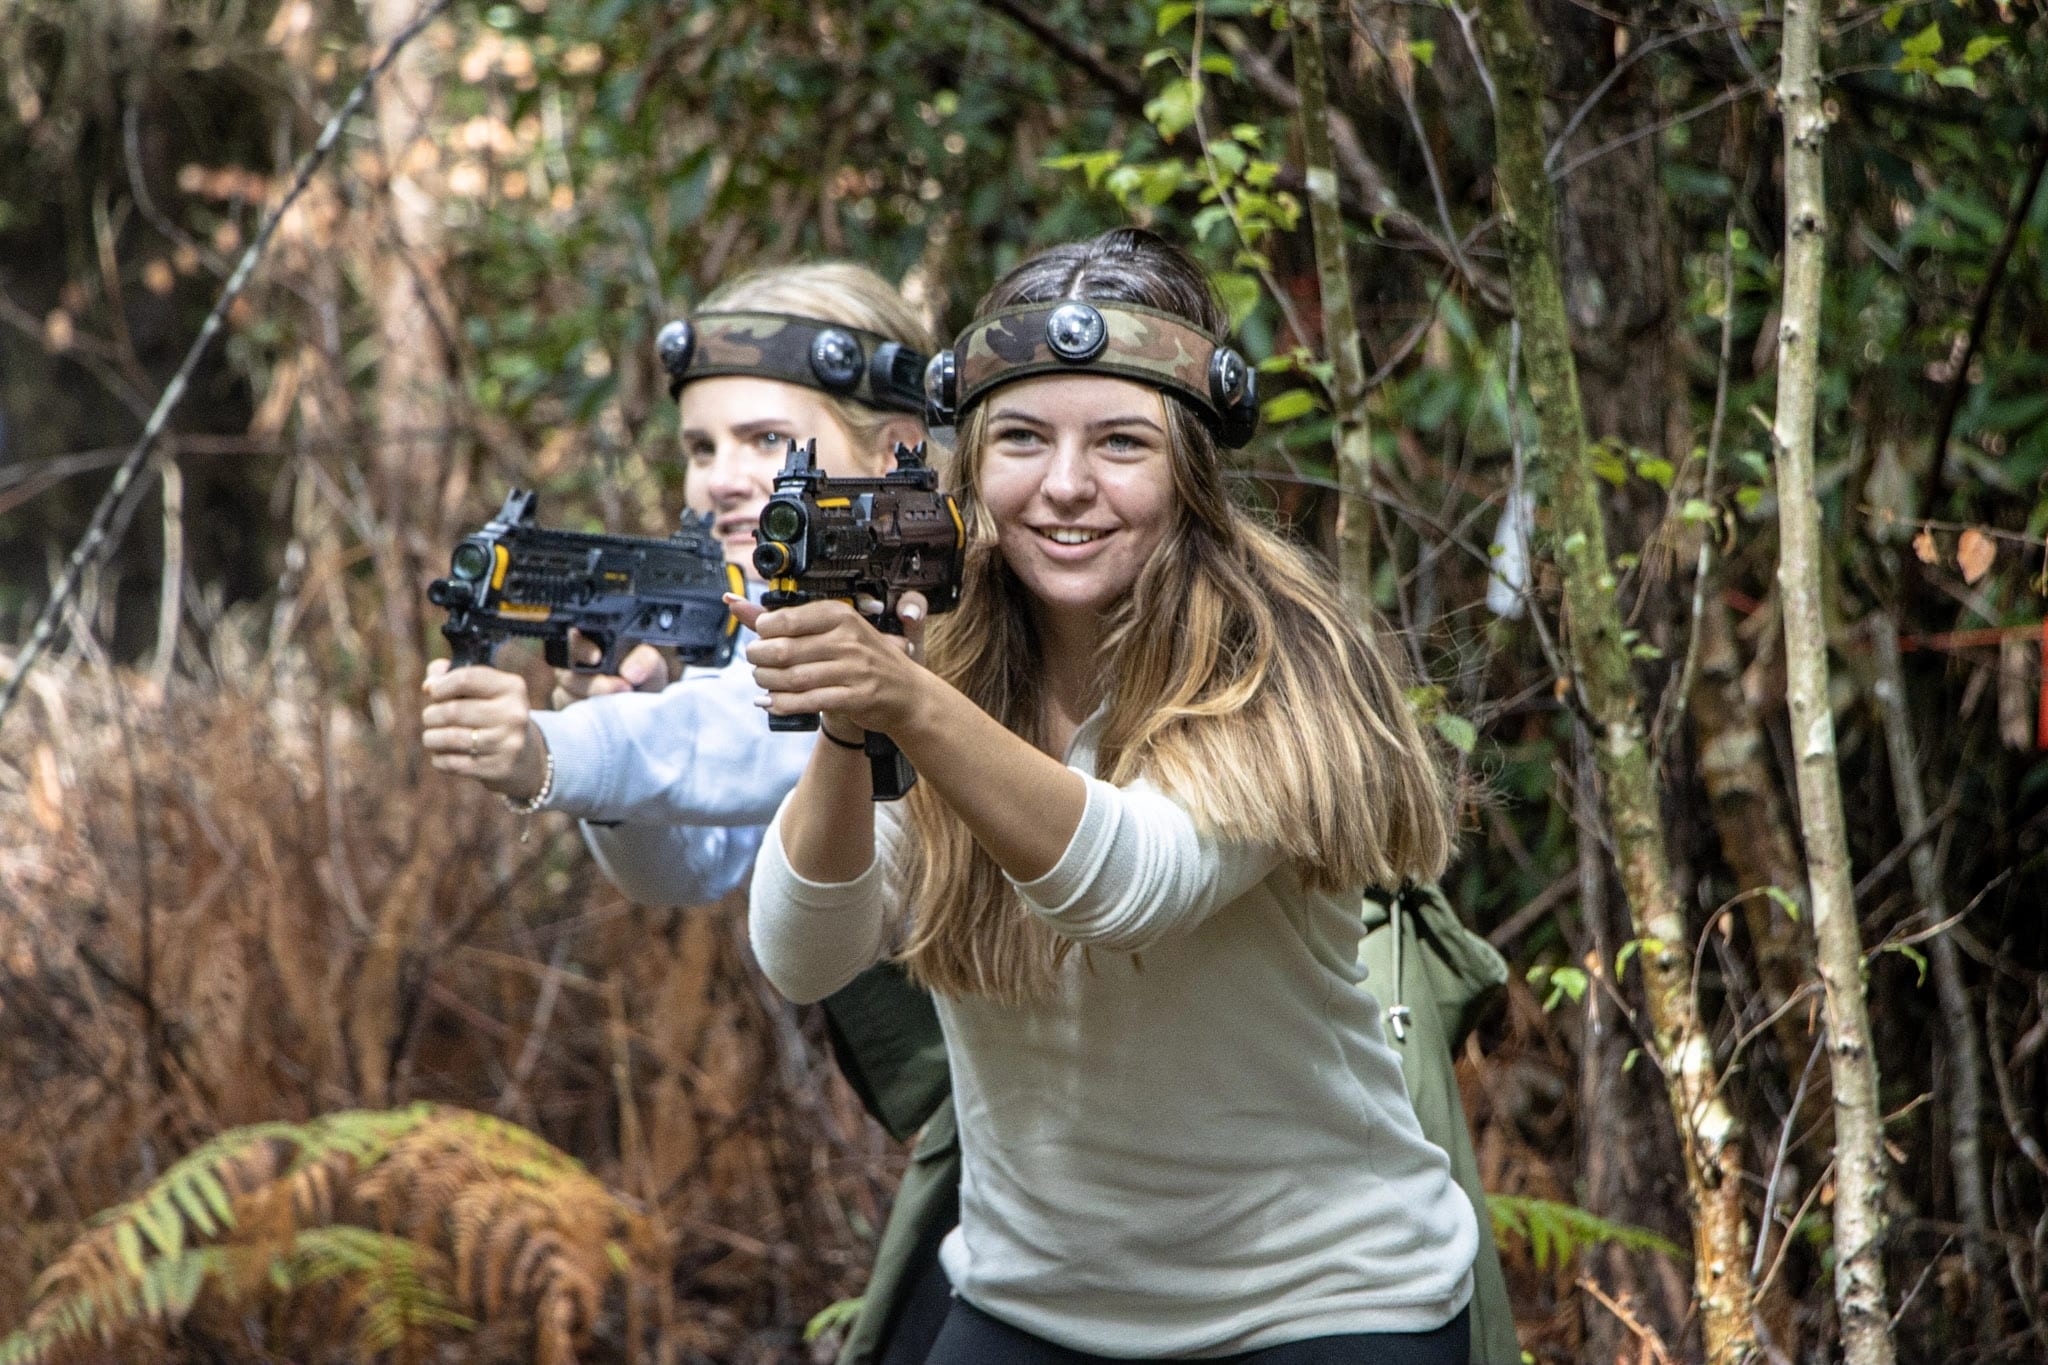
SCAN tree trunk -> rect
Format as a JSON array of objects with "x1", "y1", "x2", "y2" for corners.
[
  {"x1": 1475, "y1": 0, "x2": 1757, "y2": 1356},
  {"x1": 1289, "y1": 0, "x2": 1374, "y2": 609},
  {"x1": 1770, "y1": 1, "x2": 1897, "y2": 1357},
  {"x1": 366, "y1": 0, "x2": 454, "y2": 748},
  {"x1": 1868, "y1": 615, "x2": 1989, "y2": 1332}
]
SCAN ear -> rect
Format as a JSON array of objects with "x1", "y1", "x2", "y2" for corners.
[{"x1": 874, "y1": 415, "x2": 926, "y2": 470}]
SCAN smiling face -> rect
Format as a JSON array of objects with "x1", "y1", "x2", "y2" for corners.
[
  {"x1": 678, "y1": 376, "x2": 888, "y2": 574},
  {"x1": 976, "y1": 373, "x2": 1181, "y2": 630}
]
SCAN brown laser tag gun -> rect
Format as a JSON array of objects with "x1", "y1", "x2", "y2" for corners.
[
  {"x1": 428, "y1": 489, "x2": 744, "y2": 673},
  {"x1": 750, "y1": 438, "x2": 965, "y2": 800}
]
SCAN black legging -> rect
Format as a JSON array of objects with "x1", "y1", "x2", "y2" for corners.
[{"x1": 923, "y1": 1298, "x2": 1472, "y2": 1365}]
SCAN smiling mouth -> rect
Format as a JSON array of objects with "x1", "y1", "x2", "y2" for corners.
[
  {"x1": 716, "y1": 517, "x2": 757, "y2": 542},
  {"x1": 1035, "y1": 527, "x2": 1111, "y2": 546}
]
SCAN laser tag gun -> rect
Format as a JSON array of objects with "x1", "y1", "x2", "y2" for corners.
[
  {"x1": 750, "y1": 438, "x2": 965, "y2": 800},
  {"x1": 427, "y1": 489, "x2": 744, "y2": 673}
]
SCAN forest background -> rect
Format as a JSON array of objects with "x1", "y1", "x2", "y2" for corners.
[{"x1": 0, "y1": 0, "x2": 2044, "y2": 1362}]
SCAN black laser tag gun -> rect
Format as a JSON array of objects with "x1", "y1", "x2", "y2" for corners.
[
  {"x1": 750, "y1": 438, "x2": 965, "y2": 800},
  {"x1": 427, "y1": 489, "x2": 744, "y2": 673}
]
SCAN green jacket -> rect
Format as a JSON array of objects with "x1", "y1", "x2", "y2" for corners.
[
  {"x1": 1360, "y1": 883, "x2": 1520, "y2": 1365},
  {"x1": 825, "y1": 886, "x2": 1517, "y2": 1364}
]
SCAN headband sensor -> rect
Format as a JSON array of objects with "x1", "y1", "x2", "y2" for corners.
[
  {"x1": 925, "y1": 301, "x2": 1259, "y2": 448},
  {"x1": 655, "y1": 312, "x2": 927, "y2": 415}
]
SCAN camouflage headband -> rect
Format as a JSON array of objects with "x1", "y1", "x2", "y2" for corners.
[
  {"x1": 655, "y1": 311, "x2": 928, "y2": 414},
  {"x1": 938, "y1": 301, "x2": 1258, "y2": 446}
]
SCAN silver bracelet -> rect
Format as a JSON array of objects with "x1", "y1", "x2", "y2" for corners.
[{"x1": 504, "y1": 745, "x2": 555, "y2": 815}]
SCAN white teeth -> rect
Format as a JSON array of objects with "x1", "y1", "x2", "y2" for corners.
[{"x1": 1042, "y1": 528, "x2": 1104, "y2": 545}]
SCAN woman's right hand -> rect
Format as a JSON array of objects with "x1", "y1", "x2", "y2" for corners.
[
  {"x1": 421, "y1": 661, "x2": 549, "y2": 799},
  {"x1": 549, "y1": 631, "x2": 669, "y2": 710}
]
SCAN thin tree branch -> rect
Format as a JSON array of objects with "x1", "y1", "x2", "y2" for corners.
[{"x1": 1922, "y1": 132, "x2": 2048, "y2": 514}]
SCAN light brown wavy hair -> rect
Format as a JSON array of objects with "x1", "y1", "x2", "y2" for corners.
[{"x1": 898, "y1": 229, "x2": 1454, "y2": 1005}]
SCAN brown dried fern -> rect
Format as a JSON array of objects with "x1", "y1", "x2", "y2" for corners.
[{"x1": 0, "y1": 1104, "x2": 650, "y2": 1365}]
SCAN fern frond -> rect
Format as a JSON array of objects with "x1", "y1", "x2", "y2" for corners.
[
  {"x1": 0, "y1": 1248, "x2": 225, "y2": 1365},
  {"x1": 282, "y1": 1226, "x2": 473, "y2": 1354},
  {"x1": 8, "y1": 1105, "x2": 642, "y2": 1365},
  {"x1": 1488, "y1": 1193, "x2": 1687, "y2": 1271}
]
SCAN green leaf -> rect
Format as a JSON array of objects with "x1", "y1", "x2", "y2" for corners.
[
  {"x1": 1230, "y1": 122, "x2": 1265, "y2": 146},
  {"x1": 1623, "y1": 1047, "x2": 1642, "y2": 1073},
  {"x1": 1041, "y1": 150, "x2": 1122, "y2": 190},
  {"x1": 1157, "y1": 2, "x2": 1196, "y2": 35},
  {"x1": 1244, "y1": 159, "x2": 1281, "y2": 188},
  {"x1": 1137, "y1": 161, "x2": 1188, "y2": 205},
  {"x1": 1900, "y1": 21, "x2": 1943, "y2": 59},
  {"x1": 1735, "y1": 486, "x2": 1764, "y2": 513},
  {"x1": 1214, "y1": 272, "x2": 1262, "y2": 327},
  {"x1": 1409, "y1": 39, "x2": 1436, "y2": 67},
  {"x1": 1144, "y1": 78, "x2": 1200, "y2": 141},
  {"x1": 1434, "y1": 713, "x2": 1479, "y2": 754},
  {"x1": 1883, "y1": 941, "x2": 1929, "y2": 987},
  {"x1": 1488, "y1": 1194, "x2": 1686, "y2": 1271},
  {"x1": 1962, "y1": 35, "x2": 2009, "y2": 64},
  {"x1": 1200, "y1": 52, "x2": 1239, "y2": 77},
  {"x1": 805, "y1": 1297, "x2": 865, "y2": 1343},
  {"x1": 115, "y1": 1222, "x2": 146, "y2": 1277},
  {"x1": 1934, "y1": 66, "x2": 1977, "y2": 91},
  {"x1": 1191, "y1": 203, "x2": 1232, "y2": 241},
  {"x1": 1562, "y1": 531, "x2": 1588, "y2": 555},
  {"x1": 1142, "y1": 46, "x2": 1178, "y2": 70},
  {"x1": 1680, "y1": 498, "x2": 1716, "y2": 523},
  {"x1": 1261, "y1": 388, "x2": 1321, "y2": 423},
  {"x1": 1210, "y1": 141, "x2": 1248, "y2": 177},
  {"x1": 1530, "y1": 964, "x2": 1589, "y2": 1011},
  {"x1": 1636, "y1": 457, "x2": 1674, "y2": 490},
  {"x1": 1881, "y1": 2, "x2": 1905, "y2": 30},
  {"x1": 1765, "y1": 885, "x2": 1802, "y2": 922}
]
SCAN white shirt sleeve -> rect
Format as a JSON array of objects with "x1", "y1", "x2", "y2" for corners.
[
  {"x1": 529, "y1": 653, "x2": 815, "y2": 826},
  {"x1": 522, "y1": 646, "x2": 815, "y2": 910},
  {"x1": 748, "y1": 801, "x2": 904, "y2": 1004},
  {"x1": 1007, "y1": 774, "x2": 1280, "y2": 952}
]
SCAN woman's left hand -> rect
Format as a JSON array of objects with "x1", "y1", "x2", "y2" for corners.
[{"x1": 729, "y1": 593, "x2": 928, "y2": 737}]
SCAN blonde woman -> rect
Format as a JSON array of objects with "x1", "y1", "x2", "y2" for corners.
[
  {"x1": 420, "y1": 263, "x2": 960, "y2": 1361},
  {"x1": 741, "y1": 230, "x2": 1478, "y2": 1363},
  {"x1": 421, "y1": 262, "x2": 929, "y2": 906}
]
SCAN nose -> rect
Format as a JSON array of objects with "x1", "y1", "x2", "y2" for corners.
[
  {"x1": 704, "y1": 440, "x2": 757, "y2": 506},
  {"x1": 1039, "y1": 437, "x2": 1096, "y2": 506}
]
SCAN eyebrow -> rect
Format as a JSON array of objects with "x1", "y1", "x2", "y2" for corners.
[
  {"x1": 680, "y1": 419, "x2": 792, "y2": 443},
  {"x1": 987, "y1": 408, "x2": 1164, "y2": 436}
]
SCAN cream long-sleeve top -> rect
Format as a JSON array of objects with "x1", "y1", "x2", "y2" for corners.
[{"x1": 749, "y1": 709, "x2": 1478, "y2": 1357}]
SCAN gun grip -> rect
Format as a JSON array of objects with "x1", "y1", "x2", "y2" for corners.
[
  {"x1": 769, "y1": 711, "x2": 821, "y2": 734},
  {"x1": 864, "y1": 732, "x2": 917, "y2": 802},
  {"x1": 444, "y1": 621, "x2": 498, "y2": 669}
]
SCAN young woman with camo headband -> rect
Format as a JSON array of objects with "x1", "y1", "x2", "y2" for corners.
[
  {"x1": 417, "y1": 262, "x2": 963, "y2": 1362},
  {"x1": 739, "y1": 228, "x2": 1478, "y2": 1364}
]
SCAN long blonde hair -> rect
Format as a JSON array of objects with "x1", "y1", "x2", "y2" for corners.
[
  {"x1": 899, "y1": 230, "x2": 1454, "y2": 1005},
  {"x1": 698, "y1": 261, "x2": 936, "y2": 459}
]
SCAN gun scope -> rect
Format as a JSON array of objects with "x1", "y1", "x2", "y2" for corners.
[
  {"x1": 753, "y1": 498, "x2": 807, "y2": 578},
  {"x1": 450, "y1": 539, "x2": 494, "y2": 582}
]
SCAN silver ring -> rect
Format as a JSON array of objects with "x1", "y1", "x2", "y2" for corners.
[{"x1": 469, "y1": 728, "x2": 481, "y2": 758}]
